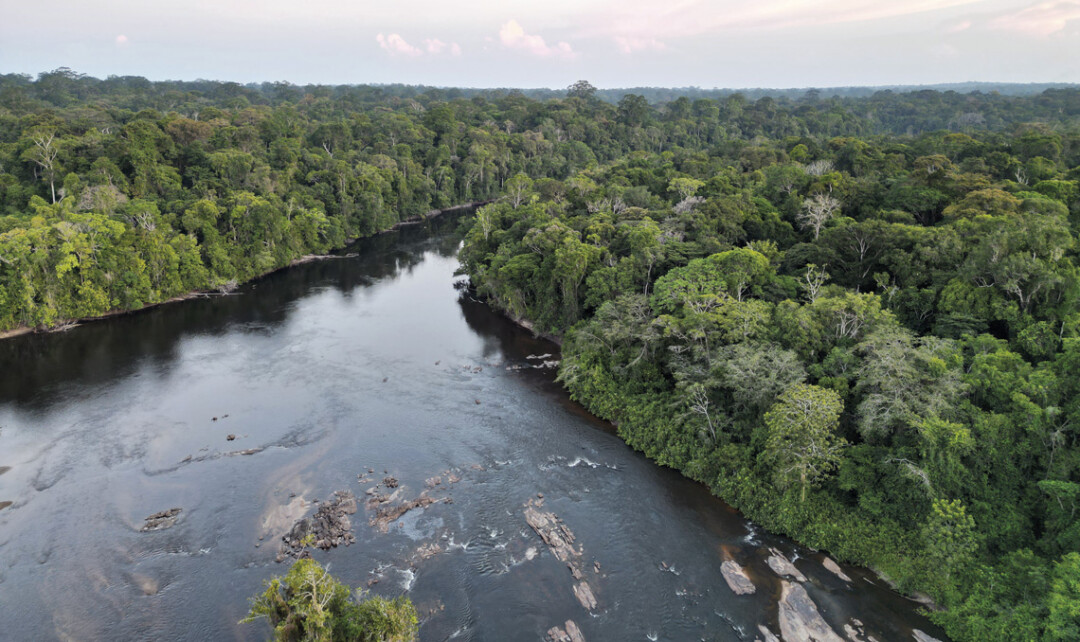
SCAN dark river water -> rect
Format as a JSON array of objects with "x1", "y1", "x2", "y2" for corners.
[{"x1": 0, "y1": 213, "x2": 947, "y2": 641}]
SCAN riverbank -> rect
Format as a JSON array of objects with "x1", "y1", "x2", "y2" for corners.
[
  {"x1": 0, "y1": 220, "x2": 949, "y2": 640},
  {"x1": 384, "y1": 201, "x2": 493, "y2": 232},
  {"x1": 0, "y1": 201, "x2": 489, "y2": 342},
  {"x1": 465, "y1": 289, "x2": 946, "y2": 631}
]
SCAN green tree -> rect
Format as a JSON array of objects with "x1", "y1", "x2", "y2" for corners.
[
  {"x1": 763, "y1": 383, "x2": 846, "y2": 502},
  {"x1": 566, "y1": 80, "x2": 597, "y2": 101},
  {"x1": 1047, "y1": 553, "x2": 1080, "y2": 641},
  {"x1": 924, "y1": 498, "x2": 978, "y2": 590},
  {"x1": 242, "y1": 558, "x2": 418, "y2": 642}
]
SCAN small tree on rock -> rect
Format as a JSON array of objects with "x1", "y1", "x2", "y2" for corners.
[{"x1": 242, "y1": 558, "x2": 418, "y2": 642}]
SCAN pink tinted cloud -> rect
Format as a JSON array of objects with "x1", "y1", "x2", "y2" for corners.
[
  {"x1": 376, "y1": 33, "x2": 422, "y2": 57},
  {"x1": 989, "y1": 1, "x2": 1080, "y2": 36},
  {"x1": 945, "y1": 19, "x2": 972, "y2": 33},
  {"x1": 377, "y1": 34, "x2": 461, "y2": 57},
  {"x1": 115, "y1": 34, "x2": 129, "y2": 47},
  {"x1": 498, "y1": 20, "x2": 575, "y2": 58},
  {"x1": 580, "y1": 0, "x2": 983, "y2": 45}
]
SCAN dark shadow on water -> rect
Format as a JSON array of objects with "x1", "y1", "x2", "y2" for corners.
[{"x1": 0, "y1": 211, "x2": 471, "y2": 409}]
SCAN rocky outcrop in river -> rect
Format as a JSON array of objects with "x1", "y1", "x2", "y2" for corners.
[
  {"x1": 363, "y1": 472, "x2": 454, "y2": 532},
  {"x1": 777, "y1": 580, "x2": 845, "y2": 642},
  {"x1": 767, "y1": 548, "x2": 808, "y2": 582},
  {"x1": 547, "y1": 620, "x2": 586, "y2": 642},
  {"x1": 140, "y1": 508, "x2": 182, "y2": 531},
  {"x1": 523, "y1": 497, "x2": 599, "y2": 611},
  {"x1": 277, "y1": 491, "x2": 357, "y2": 561},
  {"x1": 720, "y1": 559, "x2": 757, "y2": 595},
  {"x1": 822, "y1": 556, "x2": 852, "y2": 582}
]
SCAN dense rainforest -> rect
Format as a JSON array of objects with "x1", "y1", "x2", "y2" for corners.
[{"x1": 2, "y1": 68, "x2": 1080, "y2": 640}]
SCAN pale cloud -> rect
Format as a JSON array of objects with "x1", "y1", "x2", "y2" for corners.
[
  {"x1": 377, "y1": 34, "x2": 461, "y2": 57},
  {"x1": 115, "y1": 34, "x2": 129, "y2": 47},
  {"x1": 578, "y1": 0, "x2": 984, "y2": 45},
  {"x1": 376, "y1": 33, "x2": 422, "y2": 57},
  {"x1": 498, "y1": 19, "x2": 576, "y2": 58},
  {"x1": 946, "y1": 19, "x2": 973, "y2": 33},
  {"x1": 614, "y1": 36, "x2": 666, "y2": 54},
  {"x1": 2, "y1": 0, "x2": 1078, "y2": 88},
  {"x1": 929, "y1": 43, "x2": 959, "y2": 57},
  {"x1": 988, "y1": 1, "x2": 1080, "y2": 36}
]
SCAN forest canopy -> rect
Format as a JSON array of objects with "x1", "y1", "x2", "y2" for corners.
[{"x1": 2, "y1": 69, "x2": 1080, "y2": 640}]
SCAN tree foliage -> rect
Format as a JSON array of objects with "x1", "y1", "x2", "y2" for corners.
[
  {"x1": 454, "y1": 86, "x2": 1080, "y2": 642},
  {"x1": 4, "y1": 71, "x2": 1080, "y2": 642},
  {"x1": 242, "y1": 558, "x2": 418, "y2": 642}
]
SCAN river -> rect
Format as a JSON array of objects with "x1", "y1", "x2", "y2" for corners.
[{"x1": 0, "y1": 212, "x2": 947, "y2": 641}]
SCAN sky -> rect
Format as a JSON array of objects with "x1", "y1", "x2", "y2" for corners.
[{"x1": 1, "y1": 0, "x2": 1078, "y2": 88}]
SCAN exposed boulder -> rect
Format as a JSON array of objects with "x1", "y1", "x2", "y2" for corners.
[
  {"x1": 524, "y1": 497, "x2": 598, "y2": 611},
  {"x1": 721, "y1": 559, "x2": 757, "y2": 595},
  {"x1": 140, "y1": 508, "x2": 182, "y2": 532},
  {"x1": 573, "y1": 582, "x2": 597, "y2": 610},
  {"x1": 768, "y1": 548, "x2": 807, "y2": 582},
  {"x1": 822, "y1": 556, "x2": 852, "y2": 583},
  {"x1": 371, "y1": 495, "x2": 436, "y2": 532},
  {"x1": 547, "y1": 619, "x2": 586, "y2": 642},
  {"x1": 277, "y1": 491, "x2": 357, "y2": 561},
  {"x1": 777, "y1": 580, "x2": 844, "y2": 642}
]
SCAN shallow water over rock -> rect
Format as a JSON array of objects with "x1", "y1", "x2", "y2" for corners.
[{"x1": 0, "y1": 213, "x2": 947, "y2": 641}]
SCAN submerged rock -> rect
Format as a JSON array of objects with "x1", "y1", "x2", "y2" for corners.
[
  {"x1": 410, "y1": 542, "x2": 443, "y2": 565},
  {"x1": 843, "y1": 618, "x2": 880, "y2": 642},
  {"x1": 777, "y1": 581, "x2": 844, "y2": 642},
  {"x1": 720, "y1": 559, "x2": 756, "y2": 595},
  {"x1": 140, "y1": 508, "x2": 182, "y2": 532},
  {"x1": 131, "y1": 572, "x2": 160, "y2": 595}
]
